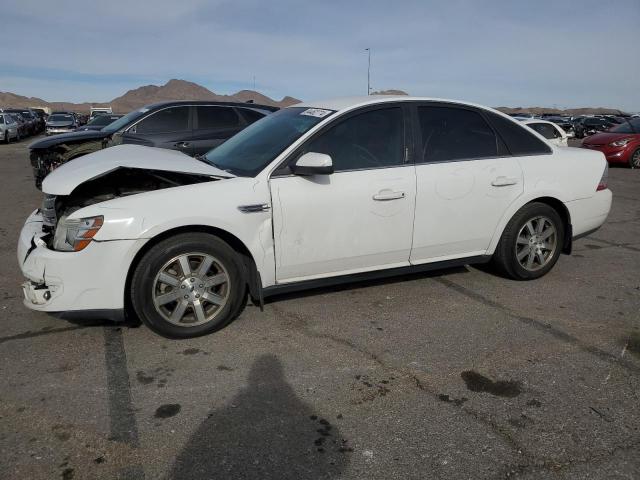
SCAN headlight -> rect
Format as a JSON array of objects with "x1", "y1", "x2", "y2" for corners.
[
  {"x1": 53, "y1": 215, "x2": 103, "y2": 251},
  {"x1": 609, "y1": 138, "x2": 631, "y2": 147}
]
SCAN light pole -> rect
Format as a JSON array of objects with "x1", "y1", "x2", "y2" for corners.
[{"x1": 365, "y1": 48, "x2": 371, "y2": 95}]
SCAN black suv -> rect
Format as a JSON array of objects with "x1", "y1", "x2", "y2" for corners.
[{"x1": 29, "y1": 101, "x2": 277, "y2": 188}]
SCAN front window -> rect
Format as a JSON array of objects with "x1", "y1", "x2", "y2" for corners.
[
  {"x1": 608, "y1": 118, "x2": 639, "y2": 134},
  {"x1": 203, "y1": 107, "x2": 334, "y2": 176}
]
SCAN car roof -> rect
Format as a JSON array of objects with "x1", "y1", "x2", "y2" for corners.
[
  {"x1": 142, "y1": 100, "x2": 279, "y2": 112},
  {"x1": 290, "y1": 95, "x2": 510, "y2": 116}
]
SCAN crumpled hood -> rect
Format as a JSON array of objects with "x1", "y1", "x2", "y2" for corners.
[
  {"x1": 29, "y1": 128, "x2": 110, "y2": 149},
  {"x1": 42, "y1": 144, "x2": 234, "y2": 195}
]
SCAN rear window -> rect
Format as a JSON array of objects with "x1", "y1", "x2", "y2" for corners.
[
  {"x1": 485, "y1": 112, "x2": 552, "y2": 156},
  {"x1": 48, "y1": 115, "x2": 73, "y2": 122},
  {"x1": 238, "y1": 108, "x2": 267, "y2": 125},
  {"x1": 528, "y1": 123, "x2": 559, "y2": 139},
  {"x1": 418, "y1": 106, "x2": 499, "y2": 162}
]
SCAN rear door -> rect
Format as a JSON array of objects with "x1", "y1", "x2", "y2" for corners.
[
  {"x1": 410, "y1": 103, "x2": 524, "y2": 263},
  {"x1": 122, "y1": 105, "x2": 192, "y2": 153},
  {"x1": 191, "y1": 106, "x2": 245, "y2": 156}
]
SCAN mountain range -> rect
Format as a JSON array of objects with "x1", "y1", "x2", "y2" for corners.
[
  {"x1": 0, "y1": 79, "x2": 301, "y2": 113},
  {"x1": 0, "y1": 79, "x2": 631, "y2": 115}
]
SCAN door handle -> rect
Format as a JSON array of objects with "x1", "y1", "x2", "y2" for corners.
[
  {"x1": 174, "y1": 141, "x2": 190, "y2": 148},
  {"x1": 491, "y1": 176, "x2": 519, "y2": 187},
  {"x1": 372, "y1": 190, "x2": 405, "y2": 201}
]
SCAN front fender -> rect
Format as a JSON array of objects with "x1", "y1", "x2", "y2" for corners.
[{"x1": 70, "y1": 178, "x2": 277, "y2": 287}]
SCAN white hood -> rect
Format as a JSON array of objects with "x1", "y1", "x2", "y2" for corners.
[{"x1": 42, "y1": 144, "x2": 234, "y2": 195}]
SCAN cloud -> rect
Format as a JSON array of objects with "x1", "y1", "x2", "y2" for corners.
[{"x1": 1, "y1": 0, "x2": 638, "y2": 109}]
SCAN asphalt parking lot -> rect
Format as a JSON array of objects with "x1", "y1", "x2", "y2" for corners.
[{"x1": 1, "y1": 137, "x2": 639, "y2": 480}]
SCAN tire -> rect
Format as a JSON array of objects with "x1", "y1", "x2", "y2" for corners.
[
  {"x1": 130, "y1": 233, "x2": 247, "y2": 338},
  {"x1": 3, "y1": 132, "x2": 7, "y2": 144},
  {"x1": 630, "y1": 149, "x2": 640, "y2": 169},
  {"x1": 491, "y1": 202, "x2": 565, "y2": 280}
]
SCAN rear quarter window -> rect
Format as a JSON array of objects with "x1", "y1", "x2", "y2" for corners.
[{"x1": 485, "y1": 112, "x2": 552, "y2": 155}]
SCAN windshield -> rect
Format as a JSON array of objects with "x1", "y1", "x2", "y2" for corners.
[
  {"x1": 203, "y1": 107, "x2": 335, "y2": 176},
  {"x1": 102, "y1": 109, "x2": 148, "y2": 133},
  {"x1": 608, "y1": 118, "x2": 639, "y2": 134},
  {"x1": 48, "y1": 114, "x2": 73, "y2": 122}
]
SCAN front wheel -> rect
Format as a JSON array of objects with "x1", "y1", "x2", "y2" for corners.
[
  {"x1": 630, "y1": 149, "x2": 640, "y2": 169},
  {"x1": 491, "y1": 203, "x2": 564, "y2": 280},
  {"x1": 131, "y1": 233, "x2": 247, "y2": 338}
]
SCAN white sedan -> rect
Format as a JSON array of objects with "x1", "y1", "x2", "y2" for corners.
[
  {"x1": 18, "y1": 96, "x2": 612, "y2": 338},
  {"x1": 523, "y1": 119, "x2": 569, "y2": 147}
]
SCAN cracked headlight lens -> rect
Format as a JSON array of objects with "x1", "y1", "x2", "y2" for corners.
[{"x1": 53, "y1": 215, "x2": 103, "y2": 251}]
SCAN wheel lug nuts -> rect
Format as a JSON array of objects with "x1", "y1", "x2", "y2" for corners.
[
  {"x1": 199, "y1": 284, "x2": 204, "y2": 288},
  {"x1": 181, "y1": 285, "x2": 185, "y2": 289},
  {"x1": 195, "y1": 294, "x2": 200, "y2": 299},
  {"x1": 190, "y1": 278, "x2": 195, "y2": 282},
  {"x1": 183, "y1": 295, "x2": 189, "y2": 299}
]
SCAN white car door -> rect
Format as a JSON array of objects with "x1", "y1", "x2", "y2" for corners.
[
  {"x1": 410, "y1": 104, "x2": 524, "y2": 263},
  {"x1": 270, "y1": 105, "x2": 416, "y2": 283}
]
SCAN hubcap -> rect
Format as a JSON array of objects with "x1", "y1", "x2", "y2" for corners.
[
  {"x1": 152, "y1": 253, "x2": 230, "y2": 327},
  {"x1": 515, "y1": 216, "x2": 558, "y2": 272},
  {"x1": 632, "y1": 150, "x2": 640, "y2": 168}
]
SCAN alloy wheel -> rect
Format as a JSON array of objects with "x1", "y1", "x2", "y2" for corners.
[
  {"x1": 152, "y1": 252, "x2": 230, "y2": 326},
  {"x1": 515, "y1": 216, "x2": 558, "y2": 272},
  {"x1": 632, "y1": 150, "x2": 640, "y2": 169}
]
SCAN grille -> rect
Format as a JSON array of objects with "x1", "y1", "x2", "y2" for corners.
[{"x1": 42, "y1": 194, "x2": 57, "y2": 231}]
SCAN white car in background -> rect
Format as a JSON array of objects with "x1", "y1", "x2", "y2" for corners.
[
  {"x1": 18, "y1": 96, "x2": 612, "y2": 338},
  {"x1": 0, "y1": 113, "x2": 20, "y2": 143},
  {"x1": 524, "y1": 119, "x2": 569, "y2": 147}
]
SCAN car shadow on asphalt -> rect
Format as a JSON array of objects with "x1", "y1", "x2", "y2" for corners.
[{"x1": 169, "y1": 354, "x2": 351, "y2": 479}]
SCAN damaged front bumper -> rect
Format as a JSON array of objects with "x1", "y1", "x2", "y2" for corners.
[{"x1": 18, "y1": 210, "x2": 141, "y2": 314}]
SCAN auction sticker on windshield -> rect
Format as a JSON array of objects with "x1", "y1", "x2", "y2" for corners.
[{"x1": 300, "y1": 108, "x2": 333, "y2": 118}]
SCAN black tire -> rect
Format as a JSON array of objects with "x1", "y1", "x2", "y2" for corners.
[
  {"x1": 3, "y1": 132, "x2": 8, "y2": 144},
  {"x1": 130, "y1": 233, "x2": 247, "y2": 338},
  {"x1": 630, "y1": 149, "x2": 640, "y2": 169},
  {"x1": 491, "y1": 202, "x2": 565, "y2": 280}
]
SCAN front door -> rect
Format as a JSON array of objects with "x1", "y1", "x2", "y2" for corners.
[
  {"x1": 121, "y1": 105, "x2": 193, "y2": 154},
  {"x1": 271, "y1": 105, "x2": 416, "y2": 283}
]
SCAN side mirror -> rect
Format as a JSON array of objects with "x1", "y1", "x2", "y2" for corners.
[{"x1": 292, "y1": 152, "x2": 334, "y2": 176}]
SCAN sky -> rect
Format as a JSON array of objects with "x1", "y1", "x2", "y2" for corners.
[{"x1": 1, "y1": 0, "x2": 638, "y2": 111}]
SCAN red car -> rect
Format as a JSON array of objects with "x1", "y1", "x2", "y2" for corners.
[{"x1": 582, "y1": 117, "x2": 640, "y2": 168}]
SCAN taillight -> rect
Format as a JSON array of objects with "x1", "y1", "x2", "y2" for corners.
[{"x1": 596, "y1": 164, "x2": 608, "y2": 191}]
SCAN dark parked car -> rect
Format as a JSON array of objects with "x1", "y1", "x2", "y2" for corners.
[
  {"x1": 10, "y1": 114, "x2": 30, "y2": 138},
  {"x1": 29, "y1": 101, "x2": 278, "y2": 188},
  {"x1": 574, "y1": 117, "x2": 614, "y2": 139},
  {"x1": 76, "y1": 114, "x2": 123, "y2": 131},
  {"x1": 45, "y1": 113, "x2": 80, "y2": 136},
  {"x1": 31, "y1": 108, "x2": 48, "y2": 131}
]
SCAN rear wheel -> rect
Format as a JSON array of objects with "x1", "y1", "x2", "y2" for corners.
[
  {"x1": 131, "y1": 233, "x2": 247, "y2": 338},
  {"x1": 630, "y1": 149, "x2": 640, "y2": 169},
  {"x1": 3, "y1": 132, "x2": 8, "y2": 144},
  {"x1": 491, "y1": 202, "x2": 564, "y2": 280}
]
